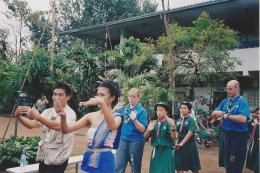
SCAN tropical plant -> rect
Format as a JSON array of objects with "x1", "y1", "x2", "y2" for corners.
[
  {"x1": 0, "y1": 136, "x2": 40, "y2": 171},
  {"x1": 0, "y1": 57, "x2": 22, "y2": 113}
]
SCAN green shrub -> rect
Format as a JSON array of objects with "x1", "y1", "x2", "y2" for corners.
[{"x1": 0, "y1": 136, "x2": 40, "y2": 170}]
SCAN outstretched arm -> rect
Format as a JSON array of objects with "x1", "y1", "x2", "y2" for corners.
[
  {"x1": 14, "y1": 106, "x2": 39, "y2": 129},
  {"x1": 54, "y1": 100, "x2": 88, "y2": 133},
  {"x1": 80, "y1": 98, "x2": 121, "y2": 131},
  {"x1": 28, "y1": 107, "x2": 61, "y2": 131}
]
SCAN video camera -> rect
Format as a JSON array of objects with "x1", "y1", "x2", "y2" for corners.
[{"x1": 17, "y1": 91, "x2": 33, "y2": 107}]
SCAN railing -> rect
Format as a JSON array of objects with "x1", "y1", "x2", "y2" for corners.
[{"x1": 6, "y1": 155, "x2": 83, "y2": 173}]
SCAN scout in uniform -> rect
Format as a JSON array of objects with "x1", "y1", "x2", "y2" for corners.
[
  {"x1": 144, "y1": 102, "x2": 177, "y2": 173},
  {"x1": 175, "y1": 102, "x2": 201, "y2": 173},
  {"x1": 246, "y1": 107, "x2": 259, "y2": 173}
]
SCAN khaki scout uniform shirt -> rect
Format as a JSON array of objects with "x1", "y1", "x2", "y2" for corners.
[{"x1": 37, "y1": 105, "x2": 76, "y2": 165}]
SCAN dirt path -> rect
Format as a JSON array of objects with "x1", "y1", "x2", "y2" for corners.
[{"x1": 0, "y1": 116, "x2": 251, "y2": 173}]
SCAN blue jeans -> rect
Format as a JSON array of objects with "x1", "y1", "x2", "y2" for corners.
[{"x1": 115, "y1": 140, "x2": 145, "y2": 173}]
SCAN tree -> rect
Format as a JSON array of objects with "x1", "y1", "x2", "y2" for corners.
[
  {"x1": 57, "y1": 0, "x2": 84, "y2": 31},
  {"x1": 0, "y1": 28, "x2": 9, "y2": 59},
  {"x1": 4, "y1": 0, "x2": 32, "y2": 62},
  {"x1": 141, "y1": 0, "x2": 157, "y2": 15},
  {"x1": 83, "y1": 0, "x2": 157, "y2": 26},
  {"x1": 27, "y1": 11, "x2": 52, "y2": 50},
  {"x1": 160, "y1": 0, "x2": 175, "y2": 91},
  {"x1": 158, "y1": 12, "x2": 240, "y2": 100}
]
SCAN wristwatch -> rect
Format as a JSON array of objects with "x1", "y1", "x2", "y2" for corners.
[
  {"x1": 132, "y1": 118, "x2": 137, "y2": 121},
  {"x1": 227, "y1": 114, "x2": 230, "y2": 118}
]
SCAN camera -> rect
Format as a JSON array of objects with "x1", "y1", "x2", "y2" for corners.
[{"x1": 17, "y1": 91, "x2": 33, "y2": 107}]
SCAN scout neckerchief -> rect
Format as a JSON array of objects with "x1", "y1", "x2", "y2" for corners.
[
  {"x1": 124, "y1": 105, "x2": 136, "y2": 123},
  {"x1": 156, "y1": 116, "x2": 166, "y2": 137},
  {"x1": 218, "y1": 96, "x2": 242, "y2": 128},
  {"x1": 179, "y1": 114, "x2": 190, "y2": 133},
  {"x1": 87, "y1": 113, "x2": 119, "y2": 168}
]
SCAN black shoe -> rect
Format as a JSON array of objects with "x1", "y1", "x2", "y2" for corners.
[
  {"x1": 196, "y1": 136, "x2": 202, "y2": 145},
  {"x1": 205, "y1": 140, "x2": 211, "y2": 148}
]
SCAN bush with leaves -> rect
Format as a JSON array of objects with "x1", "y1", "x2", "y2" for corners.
[{"x1": 0, "y1": 136, "x2": 40, "y2": 170}]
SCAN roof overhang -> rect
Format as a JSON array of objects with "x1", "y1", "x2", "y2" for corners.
[{"x1": 60, "y1": 0, "x2": 259, "y2": 44}]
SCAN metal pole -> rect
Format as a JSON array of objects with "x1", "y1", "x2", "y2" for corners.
[
  {"x1": 14, "y1": 92, "x2": 21, "y2": 137},
  {"x1": 50, "y1": 0, "x2": 56, "y2": 73}
]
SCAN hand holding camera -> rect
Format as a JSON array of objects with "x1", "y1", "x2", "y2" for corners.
[{"x1": 14, "y1": 106, "x2": 31, "y2": 117}]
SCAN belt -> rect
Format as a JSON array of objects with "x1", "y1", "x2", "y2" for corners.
[
  {"x1": 86, "y1": 147, "x2": 112, "y2": 153},
  {"x1": 155, "y1": 146, "x2": 174, "y2": 150}
]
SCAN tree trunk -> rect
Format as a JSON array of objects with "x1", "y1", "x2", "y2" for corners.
[
  {"x1": 189, "y1": 86, "x2": 195, "y2": 101},
  {"x1": 161, "y1": 0, "x2": 175, "y2": 91}
]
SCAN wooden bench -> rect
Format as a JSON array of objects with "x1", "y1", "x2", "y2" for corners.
[{"x1": 6, "y1": 155, "x2": 83, "y2": 173}]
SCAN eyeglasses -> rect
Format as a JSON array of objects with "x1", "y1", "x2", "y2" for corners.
[{"x1": 128, "y1": 95, "x2": 138, "y2": 99}]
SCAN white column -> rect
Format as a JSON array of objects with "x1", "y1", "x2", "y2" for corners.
[{"x1": 120, "y1": 28, "x2": 125, "y2": 54}]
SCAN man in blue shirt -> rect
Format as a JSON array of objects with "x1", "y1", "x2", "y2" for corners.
[
  {"x1": 212, "y1": 80, "x2": 250, "y2": 173},
  {"x1": 114, "y1": 88, "x2": 148, "y2": 173}
]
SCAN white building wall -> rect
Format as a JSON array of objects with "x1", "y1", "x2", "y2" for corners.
[
  {"x1": 175, "y1": 87, "x2": 215, "y2": 112},
  {"x1": 229, "y1": 47, "x2": 259, "y2": 75},
  {"x1": 156, "y1": 47, "x2": 259, "y2": 75}
]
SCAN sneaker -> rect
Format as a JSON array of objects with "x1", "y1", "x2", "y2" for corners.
[
  {"x1": 205, "y1": 140, "x2": 211, "y2": 148},
  {"x1": 196, "y1": 136, "x2": 202, "y2": 145}
]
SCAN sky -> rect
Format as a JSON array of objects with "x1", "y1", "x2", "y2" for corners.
[
  {"x1": 27, "y1": 0, "x2": 209, "y2": 11},
  {"x1": 0, "y1": 0, "x2": 209, "y2": 49}
]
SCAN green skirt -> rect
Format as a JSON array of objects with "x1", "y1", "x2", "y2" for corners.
[
  {"x1": 246, "y1": 140, "x2": 259, "y2": 172},
  {"x1": 175, "y1": 141, "x2": 201, "y2": 171},
  {"x1": 149, "y1": 147, "x2": 175, "y2": 173}
]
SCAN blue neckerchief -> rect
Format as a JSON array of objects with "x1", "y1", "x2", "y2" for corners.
[
  {"x1": 123, "y1": 104, "x2": 140, "y2": 123},
  {"x1": 123, "y1": 105, "x2": 136, "y2": 123},
  {"x1": 226, "y1": 96, "x2": 241, "y2": 114}
]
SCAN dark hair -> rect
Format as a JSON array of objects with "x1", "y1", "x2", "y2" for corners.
[
  {"x1": 255, "y1": 107, "x2": 259, "y2": 113},
  {"x1": 155, "y1": 102, "x2": 171, "y2": 117},
  {"x1": 180, "y1": 101, "x2": 192, "y2": 111},
  {"x1": 99, "y1": 80, "x2": 120, "y2": 105},
  {"x1": 54, "y1": 83, "x2": 72, "y2": 96}
]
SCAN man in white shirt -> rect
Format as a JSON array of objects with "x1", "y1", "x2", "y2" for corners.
[
  {"x1": 14, "y1": 83, "x2": 76, "y2": 173},
  {"x1": 35, "y1": 94, "x2": 49, "y2": 113}
]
